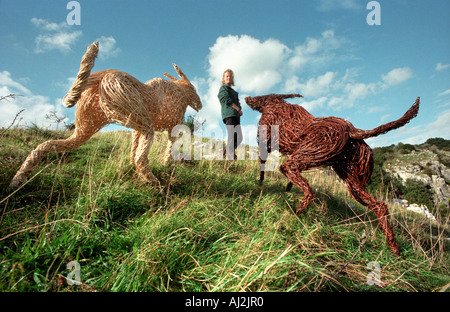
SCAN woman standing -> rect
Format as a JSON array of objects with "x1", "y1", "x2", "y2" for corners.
[{"x1": 218, "y1": 69, "x2": 243, "y2": 160}]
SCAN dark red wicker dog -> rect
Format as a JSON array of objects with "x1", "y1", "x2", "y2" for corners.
[{"x1": 245, "y1": 94, "x2": 420, "y2": 255}]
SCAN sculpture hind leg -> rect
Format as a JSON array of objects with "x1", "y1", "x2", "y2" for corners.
[
  {"x1": 332, "y1": 141, "x2": 401, "y2": 255},
  {"x1": 342, "y1": 175, "x2": 401, "y2": 256},
  {"x1": 9, "y1": 88, "x2": 110, "y2": 189},
  {"x1": 9, "y1": 126, "x2": 98, "y2": 188}
]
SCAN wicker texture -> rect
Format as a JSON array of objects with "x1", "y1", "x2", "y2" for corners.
[
  {"x1": 246, "y1": 93, "x2": 420, "y2": 255},
  {"x1": 10, "y1": 42, "x2": 202, "y2": 188}
]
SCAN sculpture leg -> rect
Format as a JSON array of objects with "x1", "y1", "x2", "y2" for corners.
[
  {"x1": 279, "y1": 156, "x2": 315, "y2": 214},
  {"x1": 259, "y1": 159, "x2": 266, "y2": 184},
  {"x1": 10, "y1": 127, "x2": 97, "y2": 188},
  {"x1": 285, "y1": 182, "x2": 293, "y2": 192},
  {"x1": 333, "y1": 161, "x2": 401, "y2": 256},
  {"x1": 258, "y1": 123, "x2": 270, "y2": 184},
  {"x1": 130, "y1": 129, "x2": 140, "y2": 165},
  {"x1": 133, "y1": 126, "x2": 160, "y2": 186},
  {"x1": 162, "y1": 134, "x2": 174, "y2": 165},
  {"x1": 347, "y1": 180, "x2": 400, "y2": 256}
]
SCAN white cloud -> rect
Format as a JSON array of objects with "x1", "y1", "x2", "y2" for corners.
[
  {"x1": 0, "y1": 71, "x2": 32, "y2": 95},
  {"x1": 438, "y1": 89, "x2": 450, "y2": 97},
  {"x1": 288, "y1": 30, "x2": 345, "y2": 71},
  {"x1": 96, "y1": 36, "x2": 121, "y2": 59},
  {"x1": 284, "y1": 72, "x2": 336, "y2": 97},
  {"x1": 422, "y1": 110, "x2": 450, "y2": 140},
  {"x1": 436, "y1": 62, "x2": 450, "y2": 71},
  {"x1": 301, "y1": 97, "x2": 328, "y2": 111},
  {"x1": 344, "y1": 81, "x2": 377, "y2": 101},
  {"x1": 35, "y1": 31, "x2": 82, "y2": 54},
  {"x1": 198, "y1": 31, "x2": 347, "y2": 125},
  {"x1": 207, "y1": 35, "x2": 289, "y2": 94},
  {"x1": 31, "y1": 18, "x2": 61, "y2": 31},
  {"x1": 0, "y1": 71, "x2": 68, "y2": 129},
  {"x1": 285, "y1": 67, "x2": 409, "y2": 111},
  {"x1": 31, "y1": 17, "x2": 82, "y2": 53},
  {"x1": 197, "y1": 34, "x2": 292, "y2": 130},
  {"x1": 381, "y1": 67, "x2": 414, "y2": 87},
  {"x1": 30, "y1": 18, "x2": 119, "y2": 58},
  {"x1": 306, "y1": 66, "x2": 412, "y2": 110},
  {"x1": 380, "y1": 114, "x2": 391, "y2": 123},
  {"x1": 241, "y1": 124, "x2": 259, "y2": 147}
]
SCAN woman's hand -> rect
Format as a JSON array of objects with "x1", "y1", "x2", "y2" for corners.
[{"x1": 231, "y1": 103, "x2": 243, "y2": 116}]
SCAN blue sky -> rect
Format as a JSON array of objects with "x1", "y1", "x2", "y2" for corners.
[{"x1": 1, "y1": 0, "x2": 449, "y2": 147}]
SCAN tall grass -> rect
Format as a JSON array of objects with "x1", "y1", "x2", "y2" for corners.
[{"x1": 0, "y1": 129, "x2": 448, "y2": 292}]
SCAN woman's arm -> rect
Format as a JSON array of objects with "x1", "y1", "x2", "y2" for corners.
[
  {"x1": 231, "y1": 103, "x2": 243, "y2": 116},
  {"x1": 218, "y1": 85, "x2": 242, "y2": 116}
]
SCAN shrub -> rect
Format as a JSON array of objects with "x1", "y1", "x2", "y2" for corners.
[{"x1": 403, "y1": 179, "x2": 434, "y2": 208}]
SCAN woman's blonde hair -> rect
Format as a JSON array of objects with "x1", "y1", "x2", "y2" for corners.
[{"x1": 222, "y1": 69, "x2": 235, "y2": 86}]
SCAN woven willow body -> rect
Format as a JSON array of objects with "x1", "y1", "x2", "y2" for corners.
[
  {"x1": 10, "y1": 42, "x2": 202, "y2": 188},
  {"x1": 246, "y1": 94, "x2": 420, "y2": 255}
]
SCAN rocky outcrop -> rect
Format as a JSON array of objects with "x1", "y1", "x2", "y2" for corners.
[
  {"x1": 406, "y1": 203, "x2": 437, "y2": 221},
  {"x1": 384, "y1": 149, "x2": 449, "y2": 207},
  {"x1": 391, "y1": 199, "x2": 437, "y2": 221}
]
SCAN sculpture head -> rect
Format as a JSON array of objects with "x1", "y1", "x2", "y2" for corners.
[
  {"x1": 245, "y1": 93, "x2": 303, "y2": 113},
  {"x1": 164, "y1": 64, "x2": 202, "y2": 112}
]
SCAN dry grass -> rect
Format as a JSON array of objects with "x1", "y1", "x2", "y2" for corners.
[{"x1": 0, "y1": 129, "x2": 448, "y2": 292}]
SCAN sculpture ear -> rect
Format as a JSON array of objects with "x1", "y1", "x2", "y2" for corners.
[
  {"x1": 281, "y1": 94, "x2": 303, "y2": 99},
  {"x1": 163, "y1": 64, "x2": 190, "y2": 83},
  {"x1": 163, "y1": 73, "x2": 177, "y2": 82},
  {"x1": 173, "y1": 63, "x2": 189, "y2": 82}
]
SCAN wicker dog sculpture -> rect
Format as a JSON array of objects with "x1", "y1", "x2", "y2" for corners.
[
  {"x1": 245, "y1": 94, "x2": 420, "y2": 255},
  {"x1": 10, "y1": 42, "x2": 202, "y2": 188}
]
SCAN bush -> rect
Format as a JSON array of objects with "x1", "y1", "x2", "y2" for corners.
[
  {"x1": 183, "y1": 115, "x2": 204, "y2": 133},
  {"x1": 423, "y1": 138, "x2": 450, "y2": 151},
  {"x1": 367, "y1": 144, "x2": 403, "y2": 196},
  {"x1": 403, "y1": 179, "x2": 433, "y2": 208},
  {"x1": 396, "y1": 142, "x2": 416, "y2": 154}
]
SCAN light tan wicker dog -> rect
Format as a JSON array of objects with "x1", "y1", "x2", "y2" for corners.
[{"x1": 10, "y1": 42, "x2": 202, "y2": 188}]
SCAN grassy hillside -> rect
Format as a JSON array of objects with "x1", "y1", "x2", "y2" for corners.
[{"x1": 0, "y1": 129, "x2": 449, "y2": 292}]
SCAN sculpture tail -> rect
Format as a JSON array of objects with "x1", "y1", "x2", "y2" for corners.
[
  {"x1": 350, "y1": 97, "x2": 420, "y2": 140},
  {"x1": 62, "y1": 41, "x2": 99, "y2": 108}
]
